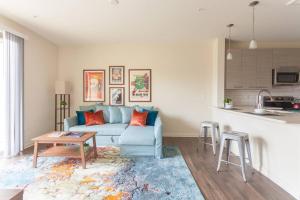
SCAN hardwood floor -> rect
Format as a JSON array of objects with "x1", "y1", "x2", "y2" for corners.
[
  {"x1": 164, "y1": 137, "x2": 295, "y2": 200},
  {"x1": 6, "y1": 138, "x2": 295, "y2": 200}
]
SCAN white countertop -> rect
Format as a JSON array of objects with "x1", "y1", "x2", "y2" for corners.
[{"x1": 215, "y1": 106, "x2": 300, "y2": 124}]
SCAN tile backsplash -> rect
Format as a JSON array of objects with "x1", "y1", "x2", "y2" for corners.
[{"x1": 225, "y1": 86, "x2": 300, "y2": 106}]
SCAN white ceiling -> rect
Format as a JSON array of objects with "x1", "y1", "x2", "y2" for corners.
[{"x1": 0, "y1": 0, "x2": 299, "y2": 45}]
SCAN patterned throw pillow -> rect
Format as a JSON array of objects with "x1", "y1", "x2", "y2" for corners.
[
  {"x1": 84, "y1": 110, "x2": 105, "y2": 126},
  {"x1": 129, "y1": 110, "x2": 148, "y2": 127}
]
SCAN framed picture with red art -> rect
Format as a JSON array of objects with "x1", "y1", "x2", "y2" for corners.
[
  {"x1": 128, "y1": 69, "x2": 152, "y2": 102},
  {"x1": 83, "y1": 70, "x2": 105, "y2": 102}
]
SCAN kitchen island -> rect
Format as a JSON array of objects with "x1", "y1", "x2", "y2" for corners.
[{"x1": 212, "y1": 106, "x2": 300, "y2": 199}]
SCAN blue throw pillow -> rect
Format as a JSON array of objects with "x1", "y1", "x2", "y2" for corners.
[
  {"x1": 142, "y1": 109, "x2": 158, "y2": 126},
  {"x1": 119, "y1": 106, "x2": 133, "y2": 124},
  {"x1": 76, "y1": 110, "x2": 93, "y2": 125},
  {"x1": 109, "y1": 106, "x2": 122, "y2": 123}
]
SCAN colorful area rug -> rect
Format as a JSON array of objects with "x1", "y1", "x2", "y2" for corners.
[{"x1": 0, "y1": 146, "x2": 204, "y2": 200}]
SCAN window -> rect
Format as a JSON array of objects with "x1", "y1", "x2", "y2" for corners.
[{"x1": 0, "y1": 31, "x2": 3, "y2": 156}]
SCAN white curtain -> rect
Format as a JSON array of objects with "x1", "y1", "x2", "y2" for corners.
[{"x1": 1, "y1": 31, "x2": 24, "y2": 157}]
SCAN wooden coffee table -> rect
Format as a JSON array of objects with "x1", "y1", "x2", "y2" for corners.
[{"x1": 32, "y1": 132, "x2": 97, "y2": 169}]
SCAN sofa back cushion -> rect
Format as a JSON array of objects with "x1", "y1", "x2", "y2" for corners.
[
  {"x1": 79, "y1": 103, "x2": 102, "y2": 112},
  {"x1": 119, "y1": 106, "x2": 133, "y2": 124},
  {"x1": 95, "y1": 105, "x2": 110, "y2": 123},
  {"x1": 134, "y1": 105, "x2": 154, "y2": 112},
  {"x1": 108, "y1": 106, "x2": 122, "y2": 123}
]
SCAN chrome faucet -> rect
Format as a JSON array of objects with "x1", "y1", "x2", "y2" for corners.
[{"x1": 256, "y1": 89, "x2": 273, "y2": 109}]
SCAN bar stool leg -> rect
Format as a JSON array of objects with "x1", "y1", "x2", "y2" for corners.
[
  {"x1": 197, "y1": 127, "x2": 202, "y2": 152},
  {"x1": 217, "y1": 136, "x2": 225, "y2": 172},
  {"x1": 204, "y1": 127, "x2": 208, "y2": 143},
  {"x1": 238, "y1": 139, "x2": 247, "y2": 182},
  {"x1": 211, "y1": 127, "x2": 216, "y2": 155},
  {"x1": 245, "y1": 138, "x2": 254, "y2": 173},
  {"x1": 226, "y1": 139, "x2": 231, "y2": 164},
  {"x1": 217, "y1": 125, "x2": 221, "y2": 143}
]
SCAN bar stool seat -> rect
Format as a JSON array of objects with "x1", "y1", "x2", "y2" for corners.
[
  {"x1": 199, "y1": 121, "x2": 220, "y2": 155},
  {"x1": 217, "y1": 131, "x2": 253, "y2": 182}
]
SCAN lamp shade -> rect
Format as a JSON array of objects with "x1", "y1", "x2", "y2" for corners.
[
  {"x1": 226, "y1": 52, "x2": 233, "y2": 60},
  {"x1": 249, "y1": 39, "x2": 258, "y2": 49},
  {"x1": 55, "y1": 81, "x2": 71, "y2": 94}
]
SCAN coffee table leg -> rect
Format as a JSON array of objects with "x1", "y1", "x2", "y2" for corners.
[
  {"x1": 33, "y1": 142, "x2": 38, "y2": 168},
  {"x1": 92, "y1": 136, "x2": 97, "y2": 158},
  {"x1": 80, "y1": 142, "x2": 86, "y2": 169}
]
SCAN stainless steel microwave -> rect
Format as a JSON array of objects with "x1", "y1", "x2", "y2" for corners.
[{"x1": 272, "y1": 67, "x2": 300, "y2": 85}]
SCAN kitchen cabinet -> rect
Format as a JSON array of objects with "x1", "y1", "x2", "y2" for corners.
[
  {"x1": 225, "y1": 49, "x2": 243, "y2": 89},
  {"x1": 226, "y1": 49, "x2": 273, "y2": 89}
]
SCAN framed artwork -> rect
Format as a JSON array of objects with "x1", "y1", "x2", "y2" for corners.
[
  {"x1": 109, "y1": 66, "x2": 125, "y2": 85},
  {"x1": 109, "y1": 87, "x2": 125, "y2": 106},
  {"x1": 129, "y1": 69, "x2": 152, "y2": 102},
  {"x1": 83, "y1": 70, "x2": 105, "y2": 102}
]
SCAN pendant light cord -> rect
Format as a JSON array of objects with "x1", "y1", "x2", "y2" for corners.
[
  {"x1": 252, "y1": 5, "x2": 255, "y2": 40},
  {"x1": 229, "y1": 26, "x2": 231, "y2": 51}
]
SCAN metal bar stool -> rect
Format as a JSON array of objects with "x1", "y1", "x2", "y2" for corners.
[
  {"x1": 199, "y1": 121, "x2": 220, "y2": 155},
  {"x1": 217, "y1": 131, "x2": 253, "y2": 182}
]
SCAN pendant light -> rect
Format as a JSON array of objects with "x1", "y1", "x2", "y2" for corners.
[
  {"x1": 226, "y1": 24, "x2": 234, "y2": 60},
  {"x1": 249, "y1": 1, "x2": 259, "y2": 49}
]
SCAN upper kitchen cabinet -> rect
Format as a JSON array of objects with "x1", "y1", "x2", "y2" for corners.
[
  {"x1": 273, "y1": 49, "x2": 300, "y2": 67},
  {"x1": 226, "y1": 49, "x2": 243, "y2": 89},
  {"x1": 242, "y1": 49, "x2": 257, "y2": 89},
  {"x1": 256, "y1": 49, "x2": 273, "y2": 89},
  {"x1": 225, "y1": 49, "x2": 273, "y2": 90}
]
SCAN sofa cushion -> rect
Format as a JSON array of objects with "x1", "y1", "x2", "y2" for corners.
[
  {"x1": 134, "y1": 105, "x2": 154, "y2": 112},
  {"x1": 79, "y1": 104, "x2": 101, "y2": 112},
  {"x1": 119, "y1": 106, "x2": 133, "y2": 123},
  {"x1": 95, "y1": 105, "x2": 110, "y2": 123},
  {"x1": 119, "y1": 126, "x2": 155, "y2": 146},
  {"x1": 109, "y1": 106, "x2": 122, "y2": 123},
  {"x1": 69, "y1": 123, "x2": 128, "y2": 136}
]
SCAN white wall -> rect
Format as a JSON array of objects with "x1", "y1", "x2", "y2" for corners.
[
  {"x1": 57, "y1": 42, "x2": 214, "y2": 136},
  {"x1": 0, "y1": 15, "x2": 58, "y2": 147}
]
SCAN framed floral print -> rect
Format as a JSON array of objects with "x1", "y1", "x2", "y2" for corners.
[
  {"x1": 129, "y1": 69, "x2": 152, "y2": 102},
  {"x1": 83, "y1": 70, "x2": 105, "y2": 102},
  {"x1": 109, "y1": 87, "x2": 125, "y2": 106},
  {"x1": 109, "y1": 66, "x2": 125, "y2": 85}
]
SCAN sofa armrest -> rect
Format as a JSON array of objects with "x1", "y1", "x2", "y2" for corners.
[
  {"x1": 154, "y1": 115, "x2": 163, "y2": 159},
  {"x1": 64, "y1": 116, "x2": 78, "y2": 131}
]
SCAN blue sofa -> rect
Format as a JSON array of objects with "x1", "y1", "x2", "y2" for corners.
[{"x1": 64, "y1": 105, "x2": 163, "y2": 159}]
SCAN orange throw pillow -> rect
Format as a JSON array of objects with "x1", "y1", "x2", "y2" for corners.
[
  {"x1": 84, "y1": 111, "x2": 105, "y2": 126},
  {"x1": 130, "y1": 110, "x2": 148, "y2": 127}
]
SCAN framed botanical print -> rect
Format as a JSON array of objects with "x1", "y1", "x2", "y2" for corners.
[
  {"x1": 83, "y1": 70, "x2": 105, "y2": 102},
  {"x1": 109, "y1": 87, "x2": 125, "y2": 106},
  {"x1": 129, "y1": 69, "x2": 152, "y2": 102},
  {"x1": 109, "y1": 66, "x2": 125, "y2": 85}
]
